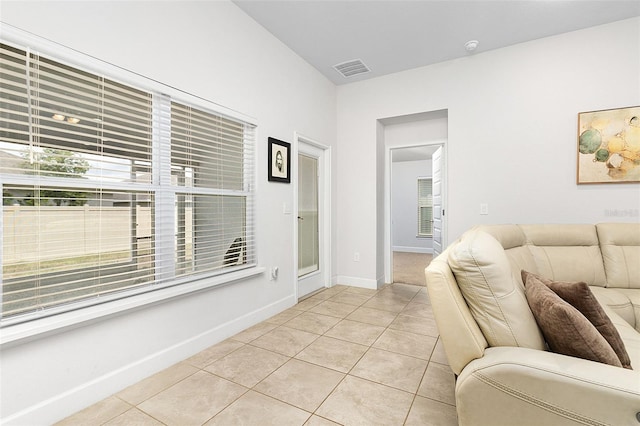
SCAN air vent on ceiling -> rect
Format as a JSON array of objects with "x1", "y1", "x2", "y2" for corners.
[{"x1": 333, "y1": 59, "x2": 371, "y2": 78}]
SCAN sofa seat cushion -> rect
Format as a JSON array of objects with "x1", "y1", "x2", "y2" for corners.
[
  {"x1": 523, "y1": 271, "x2": 631, "y2": 369},
  {"x1": 612, "y1": 289, "x2": 640, "y2": 333},
  {"x1": 597, "y1": 300, "x2": 640, "y2": 370},
  {"x1": 523, "y1": 272, "x2": 623, "y2": 368},
  {"x1": 449, "y1": 230, "x2": 545, "y2": 350},
  {"x1": 590, "y1": 286, "x2": 636, "y2": 329}
]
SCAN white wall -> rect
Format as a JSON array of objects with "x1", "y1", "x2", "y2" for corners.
[
  {"x1": 383, "y1": 112, "x2": 448, "y2": 147},
  {"x1": 392, "y1": 159, "x2": 433, "y2": 252},
  {"x1": 0, "y1": 1, "x2": 336, "y2": 424},
  {"x1": 336, "y1": 17, "x2": 640, "y2": 286}
]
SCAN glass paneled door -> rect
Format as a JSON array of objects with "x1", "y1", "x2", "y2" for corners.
[
  {"x1": 298, "y1": 154, "x2": 319, "y2": 276},
  {"x1": 297, "y1": 140, "x2": 327, "y2": 298}
]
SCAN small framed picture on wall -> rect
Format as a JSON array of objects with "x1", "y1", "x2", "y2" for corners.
[{"x1": 268, "y1": 137, "x2": 291, "y2": 183}]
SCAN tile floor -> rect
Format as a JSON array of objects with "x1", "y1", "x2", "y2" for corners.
[{"x1": 57, "y1": 283, "x2": 457, "y2": 426}]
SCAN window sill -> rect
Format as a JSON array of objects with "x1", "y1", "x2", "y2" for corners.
[{"x1": 0, "y1": 266, "x2": 266, "y2": 347}]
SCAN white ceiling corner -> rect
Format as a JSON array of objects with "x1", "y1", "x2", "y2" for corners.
[{"x1": 233, "y1": 0, "x2": 640, "y2": 85}]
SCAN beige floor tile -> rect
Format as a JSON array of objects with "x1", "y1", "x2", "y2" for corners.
[
  {"x1": 350, "y1": 347, "x2": 428, "y2": 393},
  {"x1": 346, "y1": 306, "x2": 398, "y2": 327},
  {"x1": 232, "y1": 321, "x2": 279, "y2": 343},
  {"x1": 375, "y1": 287, "x2": 415, "y2": 302},
  {"x1": 430, "y1": 337, "x2": 450, "y2": 366},
  {"x1": 322, "y1": 284, "x2": 348, "y2": 295},
  {"x1": 58, "y1": 283, "x2": 456, "y2": 425},
  {"x1": 418, "y1": 362, "x2": 456, "y2": 405},
  {"x1": 138, "y1": 370, "x2": 246, "y2": 426},
  {"x1": 411, "y1": 289, "x2": 431, "y2": 304},
  {"x1": 117, "y1": 361, "x2": 199, "y2": 405},
  {"x1": 377, "y1": 288, "x2": 419, "y2": 304},
  {"x1": 295, "y1": 335, "x2": 368, "y2": 373},
  {"x1": 309, "y1": 300, "x2": 358, "y2": 318},
  {"x1": 55, "y1": 396, "x2": 131, "y2": 426},
  {"x1": 185, "y1": 339, "x2": 245, "y2": 369},
  {"x1": 401, "y1": 301, "x2": 436, "y2": 319},
  {"x1": 104, "y1": 407, "x2": 164, "y2": 426},
  {"x1": 304, "y1": 415, "x2": 341, "y2": 425},
  {"x1": 251, "y1": 326, "x2": 319, "y2": 356},
  {"x1": 373, "y1": 328, "x2": 437, "y2": 360},
  {"x1": 206, "y1": 390, "x2": 310, "y2": 426},
  {"x1": 295, "y1": 296, "x2": 324, "y2": 311},
  {"x1": 284, "y1": 311, "x2": 341, "y2": 335},
  {"x1": 324, "y1": 319, "x2": 385, "y2": 346},
  {"x1": 266, "y1": 307, "x2": 305, "y2": 325},
  {"x1": 306, "y1": 291, "x2": 335, "y2": 302},
  {"x1": 389, "y1": 314, "x2": 439, "y2": 337},
  {"x1": 342, "y1": 286, "x2": 378, "y2": 296},
  {"x1": 254, "y1": 359, "x2": 345, "y2": 412},
  {"x1": 384, "y1": 282, "x2": 422, "y2": 297},
  {"x1": 405, "y1": 395, "x2": 458, "y2": 426},
  {"x1": 328, "y1": 291, "x2": 372, "y2": 306},
  {"x1": 316, "y1": 375, "x2": 414, "y2": 426},
  {"x1": 362, "y1": 295, "x2": 409, "y2": 313},
  {"x1": 205, "y1": 344, "x2": 289, "y2": 387}
]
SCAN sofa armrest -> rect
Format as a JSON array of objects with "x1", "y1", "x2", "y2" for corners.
[{"x1": 457, "y1": 346, "x2": 640, "y2": 426}]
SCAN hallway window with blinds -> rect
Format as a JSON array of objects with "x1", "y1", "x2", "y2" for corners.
[
  {"x1": 0, "y1": 42, "x2": 255, "y2": 324},
  {"x1": 417, "y1": 178, "x2": 433, "y2": 237}
]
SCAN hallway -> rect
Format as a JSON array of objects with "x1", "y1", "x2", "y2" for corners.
[{"x1": 393, "y1": 252, "x2": 433, "y2": 286}]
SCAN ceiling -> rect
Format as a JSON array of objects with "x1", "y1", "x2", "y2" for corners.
[{"x1": 234, "y1": 1, "x2": 640, "y2": 85}]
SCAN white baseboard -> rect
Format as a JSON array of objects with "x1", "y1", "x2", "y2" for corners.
[
  {"x1": 393, "y1": 246, "x2": 433, "y2": 254},
  {"x1": 377, "y1": 275, "x2": 387, "y2": 287},
  {"x1": 334, "y1": 275, "x2": 380, "y2": 290},
  {"x1": 4, "y1": 295, "x2": 296, "y2": 426}
]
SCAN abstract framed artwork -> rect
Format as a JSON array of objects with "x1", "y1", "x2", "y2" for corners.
[
  {"x1": 577, "y1": 106, "x2": 640, "y2": 184},
  {"x1": 268, "y1": 137, "x2": 291, "y2": 183}
]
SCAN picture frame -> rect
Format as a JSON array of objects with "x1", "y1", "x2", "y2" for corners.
[
  {"x1": 577, "y1": 105, "x2": 640, "y2": 184},
  {"x1": 268, "y1": 137, "x2": 291, "y2": 183}
]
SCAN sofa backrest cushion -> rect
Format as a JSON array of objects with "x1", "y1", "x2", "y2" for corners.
[
  {"x1": 596, "y1": 223, "x2": 640, "y2": 289},
  {"x1": 425, "y1": 251, "x2": 488, "y2": 375},
  {"x1": 448, "y1": 229, "x2": 546, "y2": 350},
  {"x1": 520, "y1": 224, "x2": 607, "y2": 287},
  {"x1": 476, "y1": 225, "x2": 538, "y2": 287}
]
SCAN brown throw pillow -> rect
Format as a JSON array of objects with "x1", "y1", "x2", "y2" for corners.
[
  {"x1": 522, "y1": 271, "x2": 632, "y2": 369},
  {"x1": 523, "y1": 272, "x2": 623, "y2": 368}
]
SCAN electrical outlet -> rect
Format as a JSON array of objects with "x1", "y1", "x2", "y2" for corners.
[
  {"x1": 354, "y1": 252, "x2": 360, "y2": 262},
  {"x1": 480, "y1": 203, "x2": 489, "y2": 215},
  {"x1": 270, "y1": 266, "x2": 279, "y2": 281}
]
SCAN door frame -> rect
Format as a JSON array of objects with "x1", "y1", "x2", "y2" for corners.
[
  {"x1": 293, "y1": 132, "x2": 332, "y2": 300},
  {"x1": 384, "y1": 140, "x2": 447, "y2": 284}
]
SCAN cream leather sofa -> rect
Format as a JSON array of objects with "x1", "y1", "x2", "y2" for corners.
[{"x1": 425, "y1": 223, "x2": 640, "y2": 426}]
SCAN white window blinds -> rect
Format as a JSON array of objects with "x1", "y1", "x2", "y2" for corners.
[
  {"x1": 0, "y1": 42, "x2": 256, "y2": 324},
  {"x1": 170, "y1": 102, "x2": 255, "y2": 278},
  {"x1": 417, "y1": 177, "x2": 433, "y2": 236}
]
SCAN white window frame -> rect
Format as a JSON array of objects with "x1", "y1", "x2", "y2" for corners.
[{"x1": 0, "y1": 24, "x2": 263, "y2": 343}]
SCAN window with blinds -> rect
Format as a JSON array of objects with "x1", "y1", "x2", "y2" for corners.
[
  {"x1": 417, "y1": 177, "x2": 433, "y2": 237},
  {"x1": 0, "y1": 42, "x2": 255, "y2": 324}
]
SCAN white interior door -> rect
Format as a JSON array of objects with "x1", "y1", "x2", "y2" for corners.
[
  {"x1": 297, "y1": 141, "x2": 327, "y2": 298},
  {"x1": 432, "y1": 147, "x2": 444, "y2": 257}
]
